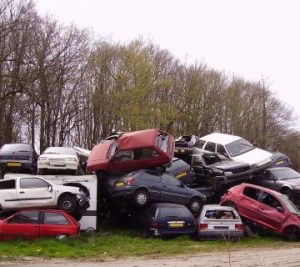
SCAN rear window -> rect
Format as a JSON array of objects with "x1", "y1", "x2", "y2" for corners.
[
  {"x1": 43, "y1": 147, "x2": 76, "y2": 155},
  {"x1": 195, "y1": 139, "x2": 205, "y2": 148},
  {"x1": 204, "y1": 209, "x2": 237, "y2": 219},
  {"x1": 159, "y1": 207, "x2": 191, "y2": 218},
  {"x1": 156, "y1": 132, "x2": 169, "y2": 152},
  {"x1": 44, "y1": 212, "x2": 69, "y2": 225},
  {"x1": 1, "y1": 144, "x2": 31, "y2": 152},
  {"x1": 167, "y1": 159, "x2": 189, "y2": 173},
  {"x1": 141, "y1": 172, "x2": 161, "y2": 183},
  {"x1": 0, "y1": 179, "x2": 16, "y2": 189}
]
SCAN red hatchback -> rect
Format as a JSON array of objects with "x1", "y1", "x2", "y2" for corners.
[
  {"x1": 220, "y1": 183, "x2": 300, "y2": 241},
  {"x1": 87, "y1": 129, "x2": 174, "y2": 175},
  {"x1": 0, "y1": 209, "x2": 79, "y2": 241}
]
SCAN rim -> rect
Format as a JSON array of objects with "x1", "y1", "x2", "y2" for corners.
[
  {"x1": 190, "y1": 200, "x2": 200, "y2": 212},
  {"x1": 136, "y1": 193, "x2": 147, "y2": 205},
  {"x1": 62, "y1": 200, "x2": 72, "y2": 210}
]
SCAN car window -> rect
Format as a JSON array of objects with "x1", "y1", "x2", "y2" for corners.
[
  {"x1": 204, "y1": 209, "x2": 237, "y2": 219},
  {"x1": 217, "y1": 145, "x2": 228, "y2": 156},
  {"x1": 162, "y1": 174, "x2": 181, "y2": 186},
  {"x1": 8, "y1": 211, "x2": 39, "y2": 224},
  {"x1": 264, "y1": 171, "x2": 273, "y2": 180},
  {"x1": 159, "y1": 207, "x2": 191, "y2": 218},
  {"x1": 133, "y1": 148, "x2": 158, "y2": 160},
  {"x1": 243, "y1": 187, "x2": 260, "y2": 200},
  {"x1": 260, "y1": 192, "x2": 282, "y2": 209},
  {"x1": 195, "y1": 139, "x2": 205, "y2": 149},
  {"x1": 204, "y1": 142, "x2": 216, "y2": 152},
  {"x1": 20, "y1": 178, "x2": 49, "y2": 189},
  {"x1": 43, "y1": 147, "x2": 76, "y2": 155},
  {"x1": 113, "y1": 150, "x2": 134, "y2": 161},
  {"x1": 225, "y1": 138, "x2": 254, "y2": 157},
  {"x1": 43, "y1": 212, "x2": 69, "y2": 225},
  {"x1": 156, "y1": 132, "x2": 169, "y2": 152},
  {"x1": 0, "y1": 144, "x2": 31, "y2": 152},
  {"x1": 0, "y1": 179, "x2": 16, "y2": 189}
]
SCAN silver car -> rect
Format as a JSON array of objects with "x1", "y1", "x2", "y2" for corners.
[{"x1": 197, "y1": 204, "x2": 244, "y2": 240}]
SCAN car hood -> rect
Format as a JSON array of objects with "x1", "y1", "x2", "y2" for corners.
[{"x1": 232, "y1": 148, "x2": 272, "y2": 166}]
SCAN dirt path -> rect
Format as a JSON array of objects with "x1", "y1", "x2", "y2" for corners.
[{"x1": 2, "y1": 247, "x2": 300, "y2": 267}]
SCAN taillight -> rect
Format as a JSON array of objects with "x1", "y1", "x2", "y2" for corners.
[
  {"x1": 151, "y1": 220, "x2": 159, "y2": 228},
  {"x1": 199, "y1": 223, "x2": 208, "y2": 230},
  {"x1": 235, "y1": 224, "x2": 244, "y2": 231},
  {"x1": 125, "y1": 177, "x2": 135, "y2": 186}
]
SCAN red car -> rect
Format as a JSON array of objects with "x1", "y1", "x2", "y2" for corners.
[
  {"x1": 0, "y1": 209, "x2": 80, "y2": 241},
  {"x1": 220, "y1": 183, "x2": 300, "y2": 240},
  {"x1": 87, "y1": 129, "x2": 174, "y2": 175}
]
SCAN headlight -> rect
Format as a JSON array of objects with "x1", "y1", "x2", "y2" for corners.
[{"x1": 65, "y1": 158, "x2": 77, "y2": 162}]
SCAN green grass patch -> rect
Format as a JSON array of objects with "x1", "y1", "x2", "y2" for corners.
[{"x1": 0, "y1": 228, "x2": 298, "y2": 260}]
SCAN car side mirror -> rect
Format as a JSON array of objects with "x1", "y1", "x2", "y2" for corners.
[{"x1": 48, "y1": 185, "x2": 53, "y2": 192}]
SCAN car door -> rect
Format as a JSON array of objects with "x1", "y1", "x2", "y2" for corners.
[
  {"x1": 237, "y1": 186, "x2": 261, "y2": 221},
  {"x1": 39, "y1": 211, "x2": 73, "y2": 237},
  {"x1": 257, "y1": 191, "x2": 287, "y2": 231},
  {"x1": 17, "y1": 177, "x2": 55, "y2": 208},
  {"x1": 160, "y1": 174, "x2": 188, "y2": 203},
  {"x1": 0, "y1": 179, "x2": 18, "y2": 209},
  {"x1": 258, "y1": 170, "x2": 281, "y2": 191},
  {"x1": 109, "y1": 149, "x2": 137, "y2": 172},
  {"x1": 0, "y1": 210, "x2": 40, "y2": 240}
]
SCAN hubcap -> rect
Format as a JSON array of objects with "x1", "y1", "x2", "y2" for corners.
[
  {"x1": 137, "y1": 193, "x2": 147, "y2": 205},
  {"x1": 62, "y1": 200, "x2": 72, "y2": 210}
]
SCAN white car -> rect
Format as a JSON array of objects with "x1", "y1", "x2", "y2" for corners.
[
  {"x1": 38, "y1": 147, "x2": 84, "y2": 175},
  {"x1": 0, "y1": 176, "x2": 89, "y2": 213},
  {"x1": 197, "y1": 204, "x2": 244, "y2": 240},
  {"x1": 199, "y1": 133, "x2": 273, "y2": 168}
]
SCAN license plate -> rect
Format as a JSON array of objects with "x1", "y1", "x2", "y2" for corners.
[
  {"x1": 50, "y1": 162, "x2": 65, "y2": 166},
  {"x1": 7, "y1": 162, "x2": 21, "y2": 167},
  {"x1": 168, "y1": 222, "x2": 184, "y2": 228},
  {"x1": 115, "y1": 182, "x2": 125, "y2": 187},
  {"x1": 214, "y1": 226, "x2": 229, "y2": 230}
]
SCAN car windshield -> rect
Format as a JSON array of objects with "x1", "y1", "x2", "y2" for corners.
[
  {"x1": 43, "y1": 147, "x2": 76, "y2": 155},
  {"x1": 1, "y1": 144, "x2": 31, "y2": 152},
  {"x1": 108, "y1": 140, "x2": 118, "y2": 159},
  {"x1": 225, "y1": 138, "x2": 254, "y2": 157},
  {"x1": 280, "y1": 194, "x2": 300, "y2": 215},
  {"x1": 272, "y1": 168, "x2": 300, "y2": 180},
  {"x1": 159, "y1": 207, "x2": 191, "y2": 218}
]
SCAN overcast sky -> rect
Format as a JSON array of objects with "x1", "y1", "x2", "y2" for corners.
[{"x1": 35, "y1": 0, "x2": 300, "y2": 127}]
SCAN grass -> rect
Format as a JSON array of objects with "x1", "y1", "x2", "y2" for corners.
[{"x1": 0, "y1": 227, "x2": 299, "y2": 260}]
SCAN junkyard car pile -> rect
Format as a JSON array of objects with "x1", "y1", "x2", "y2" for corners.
[
  {"x1": 0, "y1": 128, "x2": 300, "y2": 242},
  {"x1": 0, "y1": 144, "x2": 91, "y2": 240}
]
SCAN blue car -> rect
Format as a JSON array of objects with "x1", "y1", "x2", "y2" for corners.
[{"x1": 131, "y1": 203, "x2": 197, "y2": 237}]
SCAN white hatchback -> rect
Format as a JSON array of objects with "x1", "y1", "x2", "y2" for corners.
[{"x1": 199, "y1": 133, "x2": 273, "y2": 168}]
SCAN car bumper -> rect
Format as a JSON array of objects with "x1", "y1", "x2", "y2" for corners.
[
  {"x1": 198, "y1": 230, "x2": 244, "y2": 240},
  {"x1": 0, "y1": 161, "x2": 33, "y2": 171},
  {"x1": 110, "y1": 187, "x2": 137, "y2": 199},
  {"x1": 38, "y1": 162, "x2": 78, "y2": 170},
  {"x1": 151, "y1": 227, "x2": 195, "y2": 237}
]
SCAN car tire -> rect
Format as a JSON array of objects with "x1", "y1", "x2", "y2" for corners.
[
  {"x1": 134, "y1": 189, "x2": 149, "y2": 207},
  {"x1": 142, "y1": 228, "x2": 150, "y2": 238},
  {"x1": 285, "y1": 226, "x2": 300, "y2": 241},
  {"x1": 58, "y1": 195, "x2": 77, "y2": 213},
  {"x1": 188, "y1": 197, "x2": 202, "y2": 215}
]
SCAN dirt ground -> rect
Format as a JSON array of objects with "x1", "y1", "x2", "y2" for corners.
[{"x1": 2, "y1": 246, "x2": 300, "y2": 267}]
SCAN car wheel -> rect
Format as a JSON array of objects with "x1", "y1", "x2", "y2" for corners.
[
  {"x1": 58, "y1": 195, "x2": 77, "y2": 213},
  {"x1": 188, "y1": 197, "x2": 202, "y2": 215},
  {"x1": 134, "y1": 189, "x2": 149, "y2": 207},
  {"x1": 142, "y1": 228, "x2": 150, "y2": 238},
  {"x1": 281, "y1": 188, "x2": 294, "y2": 202},
  {"x1": 285, "y1": 226, "x2": 300, "y2": 241}
]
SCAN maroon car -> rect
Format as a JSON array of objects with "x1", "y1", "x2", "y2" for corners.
[
  {"x1": 87, "y1": 129, "x2": 174, "y2": 175},
  {"x1": 0, "y1": 209, "x2": 80, "y2": 241},
  {"x1": 220, "y1": 183, "x2": 300, "y2": 241}
]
